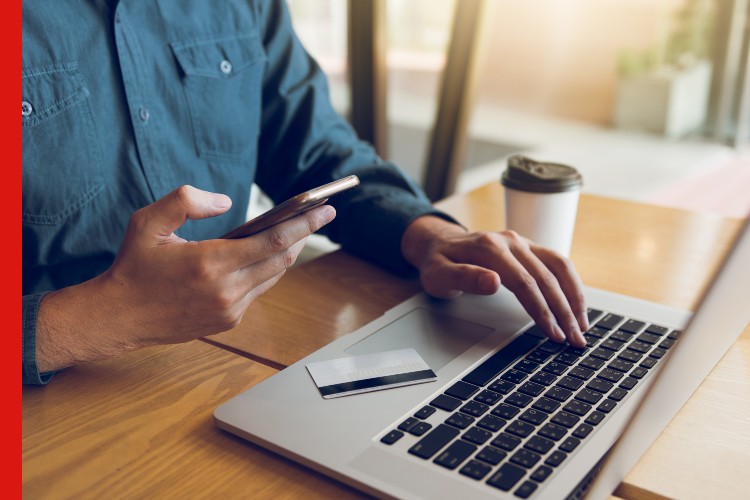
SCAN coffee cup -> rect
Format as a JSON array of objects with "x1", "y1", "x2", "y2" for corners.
[{"x1": 500, "y1": 155, "x2": 583, "y2": 257}]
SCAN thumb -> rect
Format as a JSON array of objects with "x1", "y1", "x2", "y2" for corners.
[{"x1": 140, "y1": 185, "x2": 232, "y2": 237}]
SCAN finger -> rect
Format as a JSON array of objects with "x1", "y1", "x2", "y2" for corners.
[
  {"x1": 137, "y1": 185, "x2": 232, "y2": 237},
  {"x1": 511, "y1": 245, "x2": 586, "y2": 347},
  {"x1": 231, "y1": 238, "x2": 307, "y2": 291},
  {"x1": 530, "y1": 243, "x2": 589, "y2": 332},
  {"x1": 231, "y1": 205, "x2": 335, "y2": 267},
  {"x1": 421, "y1": 254, "x2": 501, "y2": 298}
]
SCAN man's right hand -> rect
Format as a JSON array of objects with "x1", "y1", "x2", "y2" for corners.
[{"x1": 35, "y1": 185, "x2": 336, "y2": 373}]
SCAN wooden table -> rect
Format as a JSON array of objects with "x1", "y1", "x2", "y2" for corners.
[{"x1": 23, "y1": 183, "x2": 749, "y2": 499}]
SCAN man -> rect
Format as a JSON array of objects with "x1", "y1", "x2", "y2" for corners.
[{"x1": 22, "y1": 0, "x2": 586, "y2": 385}]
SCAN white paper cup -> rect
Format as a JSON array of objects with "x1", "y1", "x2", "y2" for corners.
[{"x1": 501, "y1": 155, "x2": 583, "y2": 257}]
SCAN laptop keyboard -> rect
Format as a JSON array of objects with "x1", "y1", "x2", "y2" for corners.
[{"x1": 378, "y1": 309, "x2": 681, "y2": 498}]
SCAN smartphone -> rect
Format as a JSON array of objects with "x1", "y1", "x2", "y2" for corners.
[{"x1": 221, "y1": 175, "x2": 360, "y2": 239}]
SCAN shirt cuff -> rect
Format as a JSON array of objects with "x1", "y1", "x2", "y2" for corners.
[{"x1": 23, "y1": 292, "x2": 59, "y2": 385}]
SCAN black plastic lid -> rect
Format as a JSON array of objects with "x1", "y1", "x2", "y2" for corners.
[{"x1": 501, "y1": 155, "x2": 583, "y2": 193}]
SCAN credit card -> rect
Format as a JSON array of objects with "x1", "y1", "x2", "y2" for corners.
[{"x1": 306, "y1": 348, "x2": 437, "y2": 399}]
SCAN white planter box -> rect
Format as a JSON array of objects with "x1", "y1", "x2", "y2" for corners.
[{"x1": 613, "y1": 60, "x2": 712, "y2": 138}]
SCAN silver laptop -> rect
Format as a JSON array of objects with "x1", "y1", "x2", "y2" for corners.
[{"x1": 214, "y1": 218, "x2": 749, "y2": 499}]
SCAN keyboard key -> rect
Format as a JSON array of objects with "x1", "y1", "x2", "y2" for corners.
[
  {"x1": 524, "y1": 435, "x2": 555, "y2": 454},
  {"x1": 629, "y1": 341, "x2": 651, "y2": 354},
  {"x1": 630, "y1": 367, "x2": 648, "y2": 379},
  {"x1": 474, "y1": 389, "x2": 502, "y2": 406},
  {"x1": 620, "y1": 377, "x2": 639, "y2": 390},
  {"x1": 410, "y1": 422, "x2": 432, "y2": 436},
  {"x1": 564, "y1": 346, "x2": 589, "y2": 357},
  {"x1": 545, "y1": 450, "x2": 568, "y2": 467},
  {"x1": 431, "y1": 394, "x2": 462, "y2": 412},
  {"x1": 538, "y1": 423, "x2": 568, "y2": 441},
  {"x1": 526, "y1": 350, "x2": 553, "y2": 364},
  {"x1": 543, "y1": 362, "x2": 569, "y2": 376},
  {"x1": 667, "y1": 330, "x2": 682, "y2": 340},
  {"x1": 510, "y1": 448, "x2": 542, "y2": 468},
  {"x1": 530, "y1": 465, "x2": 554, "y2": 482},
  {"x1": 595, "y1": 314, "x2": 623, "y2": 330},
  {"x1": 637, "y1": 332, "x2": 662, "y2": 345},
  {"x1": 492, "y1": 403, "x2": 521, "y2": 420},
  {"x1": 583, "y1": 334, "x2": 600, "y2": 348},
  {"x1": 598, "y1": 368, "x2": 624, "y2": 383},
  {"x1": 586, "y1": 326, "x2": 609, "y2": 339},
  {"x1": 380, "y1": 430, "x2": 404, "y2": 445},
  {"x1": 489, "y1": 379, "x2": 516, "y2": 394},
  {"x1": 532, "y1": 397, "x2": 561, "y2": 414},
  {"x1": 463, "y1": 334, "x2": 541, "y2": 386},
  {"x1": 618, "y1": 349, "x2": 643, "y2": 363},
  {"x1": 507, "y1": 420, "x2": 536, "y2": 438},
  {"x1": 659, "y1": 338, "x2": 676, "y2": 349},
  {"x1": 409, "y1": 424, "x2": 460, "y2": 459},
  {"x1": 414, "y1": 406, "x2": 436, "y2": 420},
  {"x1": 502, "y1": 369, "x2": 529, "y2": 384},
  {"x1": 463, "y1": 426, "x2": 493, "y2": 445},
  {"x1": 554, "y1": 352, "x2": 580, "y2": 366},
  {"x1": 477, "y1": 414, "x2": 507, "y2": 432},
  {"x1": 492, "y1": 432, "x2": 522, "y2": 451},
  {"x1": 645, "y1": 324, "x2": 670, "y2": 336},
  {"x1": 476, "y1": 445, "x2": 507, "y2": 465},
  {"x1": 586, "y1": 378, "x2": 614, "y2": 394},
  {"x1": 585, "y1": 411, "x2": 606, "y2": 426},
  {"x1": 608, "y1": 388, "x2": 628, "y2": 401},
  {"x1": 559, "y1": 436, "x2": 581, "y2": 453},
  {"x1": 505, "y1": 392, "x2": 534, "y2": 408},
  {"x1": 640, "y1": 357, "x2": 658, "y2": 369},
  {"x1": 538, "y1": 341, "x2": 565, "y2": 354},
  {"x1": 619, "y1": 319, "x2": 645, "y2": 333},
  {"x1": 568, "y1": 365, "x2": 596, "y2": 380},
  {"x1": 513, "y1": 359, "x2": 540, "y2": 374},
  {"x1": 572, "y1": 423, "x2": 594, "y2": 439},
  {"x1": 445, "y1": 381, "x2": 480, "y2": 400},
  {"x1": 398, "y1": 417, "x2": 419, "y2": 432},
  {"x1": 600, "y1": 338, "x2": 625, "y2": 351},
  {"x1": 487, "y1": 462, "x2": 526, "y2": 491},
  {"x1": 608, "y1": 358, "x2": 634, "y2": 373},
  {"x1": 551, "y1": 411, "x2": 580, "y2": 429},
  {"x1": 530, "y1": 371, "x2": 558, "y2": 386},
  {"x1": 590, "y1": 347, "x2": 616, "y2": 361},
  {"x1": 445, "y1": 412, "x2": 475, "y2": 429},
  {"x1": 434, "y1": 439, "x2": 477, "y2": 470},
  {"x1": 514, "y1": 480, "x2": 538, "y2": 498},
  {"x1": 519, "y1": 408, "x2": 549, "y2": 426},
  {"x1": 459, "y1": 459, "x2": 492, "y2": 480},
  {"x1": 557, "y1": 376, "x2": 584, "y2": 391},
  {"x1": 545, "y1": 386, "x2": 573, "y2": 402},
  {"x1": 587, "y1": 308, "x2": 604, "y2": 324},
  {"x1": 575, "y1": 388, "x2": 604, "y2": 405},
  {"x1": 562, "y1": 399, "x2": 592, "y2": 416},
  {"x1": 597, "y1": 399, "x2": 617, "y2": 414},
  {"x1": 518, "y1": 381, "x2": 547, "y2": 397},
  {"x1": 610, "y1": 330, "x2": 634, "y2": 343},
  {"x1": 460, "y1": 400, "x2": 490, "y2": 417},
  {"x1": 580, "y1": 356, "x2": 606, "y2": 370},
  {"x1": 649, "y1": 348, "x2": 667, "y2": 359}
]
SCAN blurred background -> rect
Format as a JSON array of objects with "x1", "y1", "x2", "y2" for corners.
[{"x1": 285, "y1": 0, "x2": 750, "y2": 223}]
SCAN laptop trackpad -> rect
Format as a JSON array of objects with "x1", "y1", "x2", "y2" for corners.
[{"x1": 345, "y1": 308, "x2": 494, "y2": 372}]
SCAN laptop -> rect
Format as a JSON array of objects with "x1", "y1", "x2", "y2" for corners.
[{"x1": 214, "y1": 217, "x2": 750, "y2": 499}]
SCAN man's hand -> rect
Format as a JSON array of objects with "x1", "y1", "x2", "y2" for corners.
[
  {"x1": 36, "y1": 185, "x2": 336, "y2": 372},
  {"x1": 402, "y1": 216, "x2": 588, "y2": 347}
]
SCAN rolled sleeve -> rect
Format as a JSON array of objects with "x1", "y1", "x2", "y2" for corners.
[{"x1": 23, "y1": 292, "x2": 57, "y2": 385}]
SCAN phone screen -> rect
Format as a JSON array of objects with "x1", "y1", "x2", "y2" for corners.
[{"x1": 221, "y1": 175, "x2": 360, "y2": 239}]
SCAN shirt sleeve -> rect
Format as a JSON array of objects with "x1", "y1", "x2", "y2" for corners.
[
  {"x1": 23, "y1": 292, "x2": 58, "y2": 385},
  {"x1": 253, "y1": 0, "x2": 457, "y2": 275}
]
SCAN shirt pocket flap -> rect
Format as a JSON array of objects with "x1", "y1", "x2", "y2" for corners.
[
  {"x1": 170, "y1": 34, "x2": 265, "y2": 79},
  {"x1": 22, "y1": 63, "x2": 89, "y2": 127}
]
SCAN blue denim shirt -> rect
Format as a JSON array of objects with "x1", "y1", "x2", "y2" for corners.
[{"x1": 22, "y1": 0, "x2": 444, "y2": 384}]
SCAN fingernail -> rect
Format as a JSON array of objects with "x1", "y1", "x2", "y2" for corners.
[
  {"x1": 321, "y1": 205, "x2": 336, "y2": 222},
  {"x1": 213, "y1": 194, "x2": 232, "y2": 209},
  {"x1": 479, "y1": 273, "x2": 498, "y2": 294},
  {"x1": 553, "y1": 324, "x2": 566, "y2": 342}
]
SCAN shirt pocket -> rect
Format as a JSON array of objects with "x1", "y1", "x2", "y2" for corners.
[
  {"x1": 22, "y1": 62, "x2": 104, "y2": 225},
  {"x1": 170, "y1": 33, "x2": 266, "y2": 163}
]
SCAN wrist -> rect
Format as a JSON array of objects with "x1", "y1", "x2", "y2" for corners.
[{"x1": 401, "y1": 215, "x2": 467, "y2": 270}]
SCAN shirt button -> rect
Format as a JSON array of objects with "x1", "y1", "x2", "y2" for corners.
[
  {"x1": 219, "y1": 60, "x2": 233, "y2": 75},
  {"x1": 139, "y1": 107, "x2": 150, "y2": 122},
  {"x1": 22, "y1": 101, "x2": 33, "y2": 117}
]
